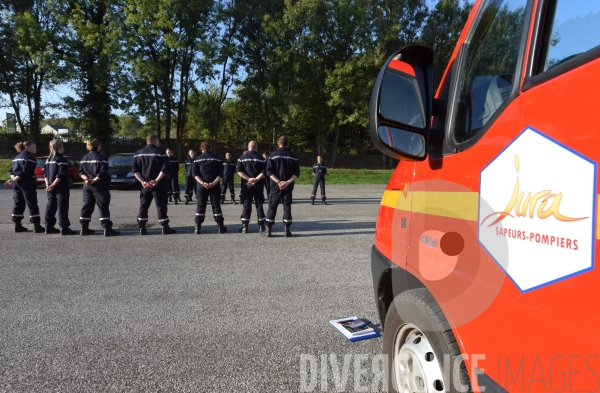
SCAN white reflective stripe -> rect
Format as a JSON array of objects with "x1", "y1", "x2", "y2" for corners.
[
  {"x1": 238, "y1": 159, "x2": 267, "y2": 163},
  {"x1": 80, "y1": 217, "x2": 91, "y2": 220},
  {"x1": 241, "y1": 218, "x2": 250, "y2": 221},
  {"x1": 80, "y1": 160, "x2": 108, "y2": 164},
  {"x1": 137, "y1": 218, "x2": 148, "y2": 221},
  {"x1": 12, "y1": 214, "x2": 24, "y2": 217},
  {"x1": 265, "y1": 218, "x2": 274, "y2": 222},
  {"x1": 135, "y1": 154, "x2": 165, "y2": 157},
  {"x1": 213, "y1": 213, "x2": 223, "y2": 216},
  {"x1": 158, "y1": 218, "x2": 169, "y2": 222},
  {"x1": 13, "y1": 158, "x2": 36, "y2": 163},
  {"x1": 195, "y1": 213, "x2": 205, "y2": 216},
  {"x1": 283, "y1": 219, "x2": 292, "y2": 222},
  {"x1": 99, "y1": 217, "x2": 110, "y2": 220},
  {"x1": 30, "y1": 215, "x2": 40, "y2": 218},
  {"x1": 270, "y1": 156, "x2": 299, "y2": 161},
  {"x1": 57, "y1": 162, "x2": 68, "y2": 166},
  {"x1": 195, "y1": 158, "x2": 221, "y2": 162},
  {"x1": 258, "y1": 218, "x2": 266, "y2": 221}
]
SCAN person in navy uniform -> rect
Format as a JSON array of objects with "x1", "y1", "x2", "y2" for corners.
[
  {"x1": 4, "y1": 141, "x2": 44, "y2": 233},
  {"x1": 166, "y1": 148, "x2": 181, "y2": 204},
  {"x1": 79, "y1": 139, "x2": 120, "y2": 236},
  {"x1": 236, "y1": 141, "x2": 267, "y2": 234},
  {"x1": 221, "y1": 151, "x2": 237, "y2": 204},
  {"x1": 262, "y1": 151, "x2": 270, "y2": 199},
  {"x1": 262, "y1": 136, "x2": 300, "y2": 238},
  {"x1": 193, "y1": 141, "x2": 227, "y2": 234},
  {"x1": 310, "y1": 155, "x2": 327, "y2": 205},
  {"x1": 184, "y1": 149, "x2": 197, "y2": 205},
  {"x1": 43, "y1": 140, "x2": 76, "y2": 235},
  {"x1": 132, "y1": 135, "x2": 176, "y2": 235}
]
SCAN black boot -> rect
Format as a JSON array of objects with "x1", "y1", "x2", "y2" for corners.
[
  {"x1": 14, "y1": 220, "x2": 28, "y2": 233},
  {"x1": 80, "y1": 221, "x2": 95, "y2": 236},
  {"x1": 238, "y1": 223, "x2": 249, "y2": 233},
  {"x1": 61, "y1": 227, "x2": 77, "y2": 236},
  {"x1": 104, "y1": 223, "x2": 121, "y2": 237},
  {"x1": 194, "y1": 224, "x2": 201, "y2": 234},
  {"x1": 260, "y1": 226, "x2": 272, "y2": 238},
  {"x1": 232, "y1": 196, "x2": 237, "y2": 204},
  {"x1": 259, "y1": 225, "x2": 266, "y2": 235},
  {"x1": 221, "y1": 196, "x2": 225, "y2": 204},
  {"x1": 33, "y1": 223, "x2": 45, "y2": 233},
  {"x1": 168, "y1": 195, "x2": 173, "y2": 203},
  {"x1": 162, "y1": 224, "x2": 176, "y2": 235},
  {"x1": 322, "y1": 198, "x2": 327, "y2": 205},
  {"x1": 174, "y1": 195, "x2": 179, "y2": 205},
  {"x1": 217, "y1": 221, "x2": 227, "y2": 234},
  {"x1": 184, "y1": 195, "x2": 189, "y2": 205},
  {"x1": 139, "y1": 226, "x2": 147, "y2": 236},
  {"x1": 46, "y1": 226, "x2": 60, "y2": 234},
  {"x1": 284, "y1": 224, "x2": 292, "y2": 238},
  {"x1": 311, "y1": 198, "x2": 315, "y2": 205}
]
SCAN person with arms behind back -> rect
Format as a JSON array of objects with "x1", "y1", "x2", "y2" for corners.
[
  {"x1": 132, "y1": 135, "x2": 176, "y2": 235},
  {"x1": 79, "y1": 139, "x2": 120, "y2": 236},
  {"x1": 263, "y1": 136, "x2": 300, "y2": 238},
  {"x1": 44, "y1": 140, "x2": 76, "y2": 235},
  {"x1": 184, "y1": 149, "x2": 197, "y2": 205},
  {"x1": 4, "y1": 141, "x2": 44, "y2": 233}
]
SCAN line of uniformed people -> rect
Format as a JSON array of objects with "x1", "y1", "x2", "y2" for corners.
[{"x1": 6, "y1": 136, "x2": 307, "y2": 237}]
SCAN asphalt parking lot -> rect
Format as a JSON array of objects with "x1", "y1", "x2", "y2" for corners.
[{"x1": 0, "y1": 184, "x2": 387, "y2": 392}]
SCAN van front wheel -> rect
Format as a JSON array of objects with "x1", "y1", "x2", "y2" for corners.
[{"x1": 383, "y1": 288, "x2": 471, "y2": 393}]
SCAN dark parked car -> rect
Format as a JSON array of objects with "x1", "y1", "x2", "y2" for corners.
[
  {"x1": 34, "y1": 156, "x2": 82, "y2": 188},
  {"x1": 108, "y1": 153, "x2": 139, "y2": 188}
]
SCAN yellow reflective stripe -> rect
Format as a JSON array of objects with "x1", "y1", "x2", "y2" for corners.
[
  {"x1": 597, "y1": 195, "x2": 600, "y2": 240},
  {"x1": 383, "y1": 191, "x2": 600, "y2": 239},
  {"x1": 381, "y1": 190, "x2": 479, "y2": 221}
]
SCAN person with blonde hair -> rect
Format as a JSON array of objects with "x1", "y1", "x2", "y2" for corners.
[
  {"x1": 44, "y1": 140, "x2": 76, "y2": 235},
  {"x1": 4, "y1": 141, "x2": 44, "y2": 233},
  {"x1": 78, "y1": 139, "x2": 120, "y2": 236}
]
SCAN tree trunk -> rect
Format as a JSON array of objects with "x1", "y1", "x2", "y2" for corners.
[{"x1": 331, "y1": 120, "x2": 340, "y2": 169}]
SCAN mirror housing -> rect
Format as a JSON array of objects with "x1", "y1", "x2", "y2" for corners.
[{"x1": 369, "y1": 45, "x2": 434, "y2": 161}]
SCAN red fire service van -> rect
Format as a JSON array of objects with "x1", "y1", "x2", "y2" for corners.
[{"x1": 369, "y1": 0, "x2": 600, "y2": 392}]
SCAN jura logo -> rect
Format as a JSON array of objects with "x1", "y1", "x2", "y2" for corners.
[{"x1": 481, "y1": 155, "x2": 588, "y2": 227}]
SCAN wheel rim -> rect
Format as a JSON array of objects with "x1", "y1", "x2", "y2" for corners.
[{"x1": 392, "y1": 323, "x2": 445, "y2": 393}]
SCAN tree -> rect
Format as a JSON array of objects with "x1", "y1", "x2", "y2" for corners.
[
  {"x1": 0, "y1": 0, "x2": 66, "y2": 142},
  {"x1": 52, "y1": 0, "x2": 123, "y2": 146}
]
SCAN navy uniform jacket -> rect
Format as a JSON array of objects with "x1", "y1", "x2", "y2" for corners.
[
  {"x1": 10, "y1": 151, "x2": 37, "y2": 179},
  {"x1": 193, "y1": 152, "x2": 223, "y2": 183},
  {"x1": 168, "y1": 157, "x2": 179, "y2": 178},
  {"x1": 132, "y1": 144, "x2": 169, "y2": 183},
  {"x1": 185, "y1": 158, "x2": 194, "y2": 177},
  {"x1": 45, "y1": 153, "x2": 69, "y2": 188},
  {"x1": 222, "y1": 160, "x2": 236, "y2": 180},
  {"x1": 79, "y1": 150, "x2": 110, "y2": 182},
  {"x1": 236, "y1": 151, "x2": 266, "y2": 187},
  {"x1": 266, "y1": 147, "x2": 300, "y2": 191},
  {"x1": 312, "y1": 163, "x2": 327, "y2": 179}
]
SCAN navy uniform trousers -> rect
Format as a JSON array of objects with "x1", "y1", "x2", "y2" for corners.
[
  {"x1": 196, "y1": 184, "x2": 224, "y2": 224},
  {"x1": 45, "y1": 187, "x2": 70, "y2": 229},
  {"x1": 138, "y1": 183, "x2": 169, "y2": 227},
  {"x1": 80, "y1": 181, "x2": 112, "y2": 227},
  {"x1": 240, "y1": 182, "x2": 265, "y2": 225},
  {"x1": 265, "y1": 186, "x2": 293, "y2": 228},
  {"x1": 12, "y1": 178, "x2": 41, "y2": 224}
]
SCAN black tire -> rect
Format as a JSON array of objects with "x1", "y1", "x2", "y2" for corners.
[
  {"x1": 68, "y1": 177, "x2": 74, "y2": 189},
  {"x1": 383, "y1": 288, "x2": 471, "y2": 393}
]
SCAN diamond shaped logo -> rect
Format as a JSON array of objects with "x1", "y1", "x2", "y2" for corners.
[{"x1": 478, "y1": 127, "x2": 596, "y2": 292}]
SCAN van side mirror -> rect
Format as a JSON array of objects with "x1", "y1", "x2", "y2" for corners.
[{"x1": 370, "y1": 45, "x2": 434, "y2": 161}]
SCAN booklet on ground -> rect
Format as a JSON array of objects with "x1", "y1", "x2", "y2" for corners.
[{"x1": 330, "y1": 317, "x2": 380, "y2": 342}]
